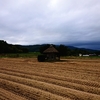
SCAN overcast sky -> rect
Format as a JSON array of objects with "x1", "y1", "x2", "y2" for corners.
[{"x1": 0, "y1": 0, "x2": 100, "y2": 50}]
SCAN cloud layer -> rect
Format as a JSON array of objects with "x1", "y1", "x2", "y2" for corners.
[{"x1": 0, "y1": 0, "x2": 100, "y2": 50}]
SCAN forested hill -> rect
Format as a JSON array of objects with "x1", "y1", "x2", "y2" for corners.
[{"x1": 0, "y1": 40, "x2": 28, "y2": 53}]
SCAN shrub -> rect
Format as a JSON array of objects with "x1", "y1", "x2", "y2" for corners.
[{"x1": 37, "y1": 55, "x2": 46, "y2": 62}]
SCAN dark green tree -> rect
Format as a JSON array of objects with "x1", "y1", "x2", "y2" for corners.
[
  {"x1": 39, "y1": 44, "x2": 50, "y2": 54},
  {"x1": 57, "y1": 44, "x2": 71, "y2": 56}
]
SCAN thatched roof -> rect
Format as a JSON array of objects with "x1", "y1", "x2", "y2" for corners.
[{"x1": 43, "y1": 45, "x2": 59, "y2": 53}]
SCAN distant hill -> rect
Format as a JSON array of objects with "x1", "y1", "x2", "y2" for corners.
[
  {"x1": 21, "y1": 45, "x2": 42, "y2": 52},
  {"x1": 67, "y1": 46, "x2": 98, "y2": 53}
]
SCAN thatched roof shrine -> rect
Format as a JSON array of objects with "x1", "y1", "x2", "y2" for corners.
[
  {"x1": 43, "y1": 45, "x2": 60, "y2": 61},
  {"x1": 43, "y1": 45, "x2": 58, "y2": 53}
]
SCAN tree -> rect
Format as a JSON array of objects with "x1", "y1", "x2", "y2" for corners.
[
  {"x1": 0, "y1": 40, "x2": 8, "y2": 53},
  {"x1": 39, "y1": 44, "x2": 50, "y2": 54},
  {"x1": 57, "y1": 44, "x2": 71, "y2": 56}
]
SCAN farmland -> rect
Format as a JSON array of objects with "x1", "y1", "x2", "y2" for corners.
[{"x1": 0, "y1": 58, "x2": 100, "y2": 100}]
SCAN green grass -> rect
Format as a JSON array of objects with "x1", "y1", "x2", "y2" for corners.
[
  {"x1": 0, "y1": 52, "x2": 100, "y2": 59},
  {"x1": 0, "y1": 52, "x2": 41, "y2": 58}
]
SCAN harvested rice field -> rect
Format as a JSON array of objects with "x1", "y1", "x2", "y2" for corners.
[{"x1": 0, "y1": 58, "x2": 100, "y2": 100}]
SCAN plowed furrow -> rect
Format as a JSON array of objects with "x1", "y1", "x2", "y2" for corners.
[
  {"x1": 0, "y1": 68, "x2": 100, "y2": 88},
  {"x1": 0, "y1": 88, "x2": 27, "y2": 100},
  {"x1": 0, "y1": 78, "x2": 70, "y2": 100},
  {"x1": 62, "y1": 67, "x2": 100, "y2": 75},
  {"x1": 0, "y1": 73, "x2": 100, "y2": 100},
  {"x1": 0, "y1": 70, "x2": 100, "y2": 95},
  {"x1": 0, "y1": 94, "x2": 10, "y2": 100}
]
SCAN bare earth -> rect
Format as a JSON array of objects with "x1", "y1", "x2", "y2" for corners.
[{"x1": 0, "y1": 58, "x2": 100, "y2": 100}]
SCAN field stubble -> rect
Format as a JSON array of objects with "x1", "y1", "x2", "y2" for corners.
[{"x1": 0, "y1": 58, "x2": 100, "y2": 100}]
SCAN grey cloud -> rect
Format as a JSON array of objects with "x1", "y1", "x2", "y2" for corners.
[{"x1": 0, "y1": 0, "x2": 100, "y2": 50}]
